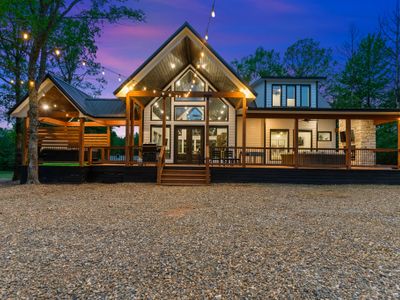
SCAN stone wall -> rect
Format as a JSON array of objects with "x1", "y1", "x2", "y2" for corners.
[{"x1": 339, "y1": 120, "x2": 376, "y2": 165}]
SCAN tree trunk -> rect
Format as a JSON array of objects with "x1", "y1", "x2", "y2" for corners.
[
  {"x1": 27, "y1": 86, "x2": 40, "y2": 184},
  {"x1": 12, "y1": 119, "x2": 23, "y2": 181}
]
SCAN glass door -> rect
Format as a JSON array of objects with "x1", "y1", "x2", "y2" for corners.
[{"x1": 174, "y1": 126, "x2": 204, "y2": 164}]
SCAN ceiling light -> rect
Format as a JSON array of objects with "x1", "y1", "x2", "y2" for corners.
[
  {"x1": 42, "y1": 104, "x2": 49, "y2": 110},
  {"x1": 171, "y1": 63, "x2": 176, "y2": 69}
]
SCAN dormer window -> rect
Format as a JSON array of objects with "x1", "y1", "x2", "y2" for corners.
[
  {"x1": 272, "y1": 85, "x2": 282, "y2": 107},
  {"x1": 286, "y1": 85, "x2": 296, "y2": 107},
  {"x1": 300, "y1": 85, "x2": 311, "y2": 107}
]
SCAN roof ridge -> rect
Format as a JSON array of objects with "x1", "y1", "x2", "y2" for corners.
[{"x1": 48, "y1": 73, "x2": 93, "y2": 99}]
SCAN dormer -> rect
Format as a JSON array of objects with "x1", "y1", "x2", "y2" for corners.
[{"x1": 251, "y1": 77, "x2": 325, "y2": 109}]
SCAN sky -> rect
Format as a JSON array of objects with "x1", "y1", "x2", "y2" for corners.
[{"x1": 94, "y1": 0, "x2": 397, "y2": 98}]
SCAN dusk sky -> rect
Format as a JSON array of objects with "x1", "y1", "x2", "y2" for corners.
[{"x1": 95, "y1": 0, "x2": 397, "y2": 98}]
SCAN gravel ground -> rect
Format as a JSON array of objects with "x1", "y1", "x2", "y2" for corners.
[{"x1": 0, "y1": 183, "x2": 399, "y2": 299}]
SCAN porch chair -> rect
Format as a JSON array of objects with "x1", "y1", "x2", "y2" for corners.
[{"x1": 142, "y1": 144, "x2": 158, "y2": 165}]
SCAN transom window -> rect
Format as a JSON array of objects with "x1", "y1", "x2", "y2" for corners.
[
  {"x1": 175, "y1": 106, "x2": 205, "y2": 121},
  {"x1": 175, "y1": 70, "x2": 205, "y2": 101}
]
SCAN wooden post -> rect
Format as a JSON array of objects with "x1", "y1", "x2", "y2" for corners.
[
  {"x1": 346, "y1": 119, "x2": 352, "y2": 170},
  {"x1": 131, "y1": 98, "x2": 135, "y2": 164},
  {"x1": 23, "y1": 117, "x2": 29, "y2": 166},
  {"x1": 294, "y1": 118, "x2": 299, "y2": 168},
  {"x1": 205, "y1": 96, "x2": 210, "y2": 170},
  {"x1": 139, "y1": 106, "x2": 143, "y2": 147},
  {"x1": 398, "y1": 119, "x2": 400, "y2": 169},
  {"x1": 125, "y1": 96, "x2": 131, "y2": 165},
  {"x1": 162, "y1": 96, "x2": 167, "y2": 147},
  {"x1": 107, "y1": 126, "x2": 111, "y2": 161},
  {"x1": 242, "y1": 97, "x2": 247, "y2": 167},
  {"x1": 79, "y1": 118, "x2": 85, "y2": 167}
]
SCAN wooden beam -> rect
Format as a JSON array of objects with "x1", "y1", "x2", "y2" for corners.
[
  {"x1": 205, "y1": 96, "x2": 210, "y2": 157},
  {"x1": 39, "y1": 117, "x2": 67, "y2": 127},
  {"x1": 242, "y1": 97, "x2": 247, "y2": 168},
  {"x1": 162, "y1": 96, "x2": 167, "y2": 147},
  {"x1": 127, "y1": 90, "x2": 246, "y2": 99},
  {"x1": 294, "y1": 118, "x2": 299, "y2": 168},
  {"x1": 398, "y1": 119, "x2": 400, "y2": 169},
  {"x1": 345, "y1": 119, "x2": 351, "y2": 170},
  {"x1": 79, "y1": 118, "x2": 85, "y2": 167},
  {"x1": 41, "y1": 112, "x2": 79, "y2": 119},
  {"x1": 374, "y1": 119, "x2": 398, "y2": 126},
  {"x1": 247, "y1": 112, "x2": 400, "y2": 120},
  {"x1": 125, "y1": 96, "x2": 131, "y2": 165}
]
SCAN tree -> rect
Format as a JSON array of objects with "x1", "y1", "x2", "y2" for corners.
[
  {"x1": 330, "y1": 34, "x2": 390, "y2": 108},
  {"x1": 283, "y1": 38, "x2": 334, "y2": 77},
  {"x1": 380, "y1": 0, "x2": 400, "y2": 108},
  {"x1": 0, "y1": 0, "x2": 145, "y2": 184},
  {"x1": 231, "y1": 47, "x2": 285, "y2": 83}
]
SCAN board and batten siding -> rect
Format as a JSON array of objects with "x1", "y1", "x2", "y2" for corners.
[
  {"x1": 253, "y1": 79, "x2": 319, "y2": 108},
  {"x1": 236, "y1": 118, "x2": 336, "y2": 149}
]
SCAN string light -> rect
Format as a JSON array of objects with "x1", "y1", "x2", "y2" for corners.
[
  {"x1": 118, "y1": 75, "x2": 122, "y2": 82},
  {"x1": 82, "y1": 61, "x2": 86, "y2": 66},
  {"x1": 10, "y1": 79, "x2": 14, "y2": 84},
  {"x1": 55, "y1": 49, "x2": 61, "y2": 56},
  {"x1": 102, "y1": 71, "x2": 105, "y2": 76},
  {"x1": 22, "y1": 32, "x2": 29, "y2": 40}
]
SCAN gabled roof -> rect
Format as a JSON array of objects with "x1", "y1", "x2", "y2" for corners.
[
  {"x1": 10, "y1": 74, "x2": 125, "y2": 119},
  {"x1": 114, "y1": 22, "x2": 256, "y2": 101}
]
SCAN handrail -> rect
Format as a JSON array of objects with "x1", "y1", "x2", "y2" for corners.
[{"x1": 157, "y1": 146, "x2": 166, "y2": 184}]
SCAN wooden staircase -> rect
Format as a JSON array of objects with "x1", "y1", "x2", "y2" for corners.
[{"x1": 159, "y1": 166, "x2": 210, "y2": 185}]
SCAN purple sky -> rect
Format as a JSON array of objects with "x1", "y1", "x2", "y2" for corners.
[{"x1": 96, "y1": 0, "x2": 397, "y2": 98}]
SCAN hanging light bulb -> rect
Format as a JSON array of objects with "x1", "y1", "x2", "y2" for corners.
[
  {"x1": 205, "y1": 34, "x2": 209, "y2": 41},
  {"x1": 55, "y1": 49, "x2": 61, "y2": 56},
  {"x1": 102, "y1": 71, "x2": 105, "y2": 76},
  {"x1": 118, "y1": 75, "x2": 122, "y2": 82},
  {"x1": 82, "y1": 61, "x2": 86, "y2": 66},
  {"x1": 22, "y1": 32, "x2": 29, "y2": 40},
  {"x1": 211, "y1": 9, "x2": 216, "y2": 18},
  {"x1": 10, "y1": 79, "x2": 14, "y2": 84}
]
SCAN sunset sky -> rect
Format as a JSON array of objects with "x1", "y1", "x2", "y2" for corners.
[{"x1": 95, "y1": 0, "x2": 396, "y2": 97}]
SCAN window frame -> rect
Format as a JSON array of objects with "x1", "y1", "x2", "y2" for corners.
[
  {"x1": 269, "y1": 129, "x2": 290, "y2": 161},
  {"x1": 271, "y1": 84, "x2": 282, "y2": 107},
  {"x1": 174, "y1": 105, "x2": 205, "y2": 121},
  {"x1": 298, "y1": 129, "x2": 313, "y2": 149},
  {"x1": 174, "y1": 69, "x2": 206, "y2": 101},
  {"x1": 300, "y1": 84, "x2": 311, "y2": 107},
  {"x1": 150, "y1": 125, "x2": 171, "y2": 159},
  {"x1": 150, "y1": 97, "x2": 171, "y2": 121},
  {"x1": 209, "y1": 126, "x2": 229, "y2": 148},
  {"x1": 285, "y1": 85, "x2": 296, "y2": 107},
  {"x1": 209, "y1": 98, "x2": 229, "y2": 122}
]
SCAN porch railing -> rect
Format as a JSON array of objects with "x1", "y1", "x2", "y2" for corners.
[
  {"x1": 87, "y1": 146, "x2": 158, "y2": 165},
  {"x1": 209, "y1": 146, "x2": 398, "y2": 169}
]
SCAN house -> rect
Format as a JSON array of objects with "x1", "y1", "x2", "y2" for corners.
[{"x1": 10, "y1": 22, "x2": 400, "y2": 185}]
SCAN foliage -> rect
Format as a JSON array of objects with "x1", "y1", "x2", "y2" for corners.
[
  {"x1": 231, "y1": 47, "x2": 285, "y2": 83},
  {"x1": 0, "y1": 127, "x2": 16, "y2": 170},
  {"x1": 330, "y1": 34, "x2": 390, "y2": 108},
  {"x1": 283, "y1": 38, "x2": 334, "y2": 77}
]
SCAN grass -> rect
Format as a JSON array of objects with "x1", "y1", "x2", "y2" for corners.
[{"x1": 0, "y1": 171, "x2": 13, "y2": 180}]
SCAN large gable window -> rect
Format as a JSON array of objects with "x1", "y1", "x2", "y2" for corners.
[
  {"x1": 151, "y1": 97, "x2": 171, "y2": 121},
  {"x1": 209, "y1": 98, "x2": 228, "y2": 121},
  {"x1": 175, "y1": 70, "x2": 205, "y2": 101}
]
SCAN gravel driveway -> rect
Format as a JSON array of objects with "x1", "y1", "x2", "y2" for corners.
[{"x1": 0, "y1": 183, "x2": 399, "y2": 299}]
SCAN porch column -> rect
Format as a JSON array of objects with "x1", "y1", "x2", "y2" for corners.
[
  {"x1": 79, "y1": 118, "x2": 85, "y2": 167},
  {"x1": 125, "y1": 95, "x2": 131, "y2": 165},
  {"x1": 132, "y1": 98, "x2": 136, "y2": 164},
  {"x1": 293, "y1": 118, "x2": 299, "y2": 168},
  {"x1": 162, "y1": 96, "x2": 167, "y2": 147},
  {"x1": 345, "y1": 119, "x2": 352, "y2": 170},
  {"x1": 205, "y1": 96, "x2": 210, "y2": 165},
  {"x1": 139, "y1": 106, "x2": 144, "y2": 147},
  {"x1": 107, "y1": 126, "x2": 111, "y2": 161},
  {"x1": 242, "y1": 97, "x2": 247, "y2": 168},
  {"x1": 398, "y1": 119, "x2": 400, "y2": 169}
]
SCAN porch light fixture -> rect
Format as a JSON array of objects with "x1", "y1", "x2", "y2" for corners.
[
  {"x1": 143, "y1": 87, "x2": 147, "y2": 91},
  {"x1": 66, "y1": 113, "x2": 69, "y2": 117},
  {"x1": 153, "y1": 89, "x2": 156, "y2": 94},
  {"x1": 42, "y1": 104, "x2": 49, "y2": 110},
  {"x1": 53, "y1": 104, "x2": 57, "y2": 108}
]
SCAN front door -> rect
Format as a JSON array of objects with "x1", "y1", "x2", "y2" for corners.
[{"x1": 174, "y1": 126, "x2": 204, "y2": 164}]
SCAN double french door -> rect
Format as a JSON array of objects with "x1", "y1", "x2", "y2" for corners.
[{"x1": 174, "y1": 126, "x2": 204, "y2": 164}]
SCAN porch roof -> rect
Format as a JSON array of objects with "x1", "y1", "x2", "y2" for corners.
[
  {"x1": 113, "y1": 22, "x2": 256, "y2": 105},
  {"x1": 245, "y1": 107, "x2": 400, "y2": 122}
]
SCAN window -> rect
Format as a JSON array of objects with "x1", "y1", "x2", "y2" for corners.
[
  {"x1": 150, "y1": 126, "x2": 171, "y2": 159},
  {"x1": 209, "y1": 98, "x2": 228, "y2": 121},
  {"x1": 298, "y1": 130, "x2": 312, "y2": 149},
  {"x1": 175, "y1": 70, "x2": 205, "y2": 101},
  {"x1": 270, "y1": 130, "x2": 289, "y2": 160},
  {"x1": 209, "y1": 127, "x2": 228, "y2": 148},
  {"x1": 151, "y1": 97, "x2": 171, "y2": 121},
  {"x1": 272, "y1": 85, "x2": 282, "y2": 107},
  {"x1": 286, "y1": 85, "x2": 296, "y2": 107},
  {"x1": 174, "y1": 106, "x2": 205, "y2": 121},
  {"x1": 300, "y1": 85, "x2": 311, "y2": 107}
]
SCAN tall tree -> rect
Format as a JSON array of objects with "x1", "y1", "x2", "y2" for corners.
[
  {"x1": 283, "y1": 38, "x2": 333, "y2": 77},
  {"x1": 380, "y1": 0, "x2": 400, "y2": 108},
  {"x1": 0, "y1": 0, "x2": 144, "y2": 184},
  {"x1": 330, "y1": 34, "x2": 390, "y2": 108},
  {"x1": 231, "y1": 47, "x2": 285, "y2": 83}
]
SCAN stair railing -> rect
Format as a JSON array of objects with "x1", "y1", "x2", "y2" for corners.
[{"x1": 157, "y1": 146, "x2": 166, "y2": 184}]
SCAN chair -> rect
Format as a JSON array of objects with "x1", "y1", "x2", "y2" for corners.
[{"x1": 142, "y1": 144, "x2": 158, "y2": 164}]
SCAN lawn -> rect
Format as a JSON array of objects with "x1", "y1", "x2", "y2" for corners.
[
  {"x1": 0, "y1": 171, "x2": 12, "y2": 180},
  {"x1": 0, "y1": 183, "x2": 398, "y2": 298}
]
